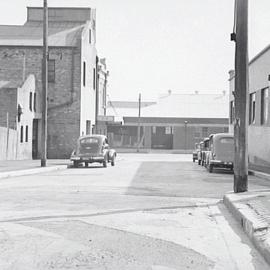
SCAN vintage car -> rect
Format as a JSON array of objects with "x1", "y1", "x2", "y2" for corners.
[
  {"x1": 70, "y1": 134, "x2": 116, "y2": 168},
  {"x1": 201, "y1": 137, "x2": 210, "y2": 166},
  {"x1": 192, "y1": 143, "x2": 200, "y2": 162},
  {"x1": 197, "y1": 141, "x2": 204, "y2": 165},
  {"x1": 205, "y1": 133, "x2": 234, "y2": 173}
]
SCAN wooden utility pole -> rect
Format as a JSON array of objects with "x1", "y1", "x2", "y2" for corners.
[
  {"x1": 41, "y1": 0, "x2": 48, "y2": 167},
  {"x1": 137, "y1": 93, "x2": 141, "y2": 152},
  {"x1": 233, "y1": 0, "x2": 249, "y2": 192},
  {"x1": 6, "y1": 112, "x2": 9, "y2": 159}
]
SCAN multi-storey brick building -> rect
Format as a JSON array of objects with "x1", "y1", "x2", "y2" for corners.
[{"x1": 0, "y1": 7, "x2": 99, "y2": 158}]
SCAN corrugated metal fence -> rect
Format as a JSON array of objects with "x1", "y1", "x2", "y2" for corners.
[{"x1": 0, "y1": 127, "x2": 17, "y2": 160}]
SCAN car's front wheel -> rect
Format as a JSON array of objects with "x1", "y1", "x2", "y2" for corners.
[
  {"x1": 103, "y1": 156, "x2": 108, "y2": 168},
  {"x1": 111, "y1": 155, "x2": 115, "y2": 166}
]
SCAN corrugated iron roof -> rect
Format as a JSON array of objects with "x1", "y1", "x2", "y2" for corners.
[
  {"x1": 107, "y1": 93, "x2": 229, "y2": 120},
  {"x1": 141, "y1": 93, "x2": 229, "y2": 118}
]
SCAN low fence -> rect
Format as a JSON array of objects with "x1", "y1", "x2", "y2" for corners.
[{"x1": 0, "y1": 126, "x2": 17, "y2": 160}]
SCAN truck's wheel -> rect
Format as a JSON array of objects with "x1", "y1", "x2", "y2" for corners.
[
  {"x1": 73, "y1": 161, "x2": 79, "y2": 168},
  {"x1": 209, "y1": 164, "x2": 213, "y2": 173}
]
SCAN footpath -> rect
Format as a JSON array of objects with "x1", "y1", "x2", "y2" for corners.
[
  {"x1": 224, "y1": 170, "x2": 270, "y2": 265},
  {"x1": 0, "y1": 159, "x2": 69, "y2": 179}
]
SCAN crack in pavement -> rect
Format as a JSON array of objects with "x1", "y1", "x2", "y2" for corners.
[{"x1": 0, "y1": 201, "x2": 222, "y2": 223}]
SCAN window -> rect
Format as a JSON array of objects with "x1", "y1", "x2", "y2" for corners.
[
  {"x1": 165, "y1": 126, "x2": 172, "y2": 134},
  {"x1": 152, "y1": 126, "x2": 156, "y2": 134},
  {"x1": 93, "y1": 68, "x2": 96, "y2": 90},
  {"x1": 230, "y1": 100, "x2": 235, "y2": 124},
  {"x1": 25, "y1": 126, "x2": 28, "y2": 142},
  {"x1": 194, "y1": 132, "x2": 200, "y2": 138},
  {"x1": 29, "y1": 92, "x2": 32, "y2": 111},
  {"x1": 86, "y1": 120, "x2": 91, "y2": 135},
  {"x1": 202, "y1": 127, "x2": 208, "y2": 138},
  {"x1": 249, "y1": 93, "x2": 256, "y2": 124},
  {"x1": 261, "y1": 88, "x2": 269, "y2": 125},
  {"x1": 34, "y1": 93, "x2": 37, "y2": 112},
  {"x1": 224, "y1": 127, "x2": 229, "y2": 133},
  {"x1": 48, "y1": 59, "x2": 55, "y2": 83},
  {"x1": 83, "y1": 61, "x2": 86, "y2": 86},
  {"x1": 219, "y1": 137, "x2": 233, "y2": 144},
  {"x1": 20, "y1": 126, "x2": 23, "y2": 143}
]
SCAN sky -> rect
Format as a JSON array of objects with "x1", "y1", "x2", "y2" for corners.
[{"x1": 0, "y1": 0, "x2": 270, "y2": 101}]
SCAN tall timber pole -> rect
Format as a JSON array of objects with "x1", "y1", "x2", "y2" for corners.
[
  {"x1": 41, "y1": 0, "x2": 48, "y2": 167},
  {"x1": 137, "y1": 93, "x2": 141, "y2": 152},
  {"x1": 233, "y1": 0, "x2": 249, "y2": 192}
]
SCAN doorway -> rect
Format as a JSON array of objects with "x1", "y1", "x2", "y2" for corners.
[
  {"x1": 32, "y1": 119, "x2": 39, "y2": 159},
  {"x1": 151, "y1": 126, "x2": 173, "y2": 149}
]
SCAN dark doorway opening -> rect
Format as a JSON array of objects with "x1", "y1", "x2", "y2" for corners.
[
  {"x1": 151, "y1": 126, "x2": 173, "y2": 149},
  {"x1": 32, "y1": 119, "x2": 38, "y2": 159}
]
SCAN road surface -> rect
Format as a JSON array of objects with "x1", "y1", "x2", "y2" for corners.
[{"x1": 0, "y1": 154, "x2": 269, "y2": 269}]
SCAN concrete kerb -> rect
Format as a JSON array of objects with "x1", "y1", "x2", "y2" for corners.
[
  {"x1": 224, "y1": 192, "x2": 270, "y2": 265},
  {"x1": 249, "y1": 170, "x2": 270, "y2": 181},
  {"x1": 0, "y1": 165, "x2": 67, "y2": 180}
]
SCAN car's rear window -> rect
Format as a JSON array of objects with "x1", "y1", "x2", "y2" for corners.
[
  {"x1": 219, "y1": 137, "x2": 233, "y2": 144},
  {"x1": 80, "y1": 138, "x2": 99, "y2": 144}
]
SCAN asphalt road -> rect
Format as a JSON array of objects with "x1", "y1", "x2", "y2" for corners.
[{"x1": 0, "y1": 153, "x2": 269, "y2": 269}]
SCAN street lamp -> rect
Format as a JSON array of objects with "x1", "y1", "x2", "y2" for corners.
[{"x1": 184, "y1": 120, "x2": 188, "y2": 152}]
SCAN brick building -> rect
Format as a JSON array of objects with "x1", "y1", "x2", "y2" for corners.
[
  {"x1": 229, "y1": 45, "x2": 270, "y2": 173},
  {"x1": 0, "y1": 7, "x2": 99, "y2": 158}
]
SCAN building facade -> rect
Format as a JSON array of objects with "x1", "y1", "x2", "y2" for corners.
[
  {"x1": 229, "y1": 45, "x2": 270, "y2": 172},
  {"x1": 0, "y1": 75, "x2": 39, "y2": 159},
  {"x1": 0, "y1": 7, "x2": 99, "y2": 158},
  {"x1": 106, "y1": 92, "x2": 229, "y2": 150}
]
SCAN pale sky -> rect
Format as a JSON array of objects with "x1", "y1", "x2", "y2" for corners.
[{"x1": 0, "y1": 1, "x2": 270, "y2": 101}]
